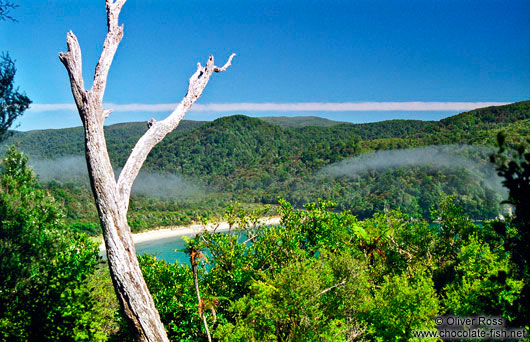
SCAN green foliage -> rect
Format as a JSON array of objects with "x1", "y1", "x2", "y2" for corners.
[
  {"x1": 138, "y1": 255, "x2": 202, "y2": 341},
  {"x1": 69, "y1": 221, "x2": 101, "y2": 235},
  {"x1": 431, "y1": 195, "x2": 476, "y2": 263},
  {"x1": 135, "y1": 199, "x2": 487, "y2": 340},
  {"x1": 490, "y1": 133, "x2": 530, "y2": 327},
  {"x1": 131, "y1": 193, "x2": 529, "y2": 341},
  {"x1": 359, "y1": 267, "x2": 439, "y2": 342},
  {"x1": 218, "y1": 256, "x2": 369, "y2": 342},
  {"x1": 427, "y1": 194, "x2": 526, "y2": 330},
  {"x1": 443, "y1": 234, "x2": 523, "y2": 320},
  {"x1": 0, "y1": 146, "x2": 104, "y2": 341},
  {"x1": 259, "y1": 115, "x2": 347, "y2": 129},
  {"x1": 86, "y1": 266, "x2": 121, "y2": 340},
  {"x1": 491, "y1": 134, "x2": 530, "y2": 268}
]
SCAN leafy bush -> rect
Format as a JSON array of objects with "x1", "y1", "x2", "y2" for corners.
[
  {"x1": 0, "y1": 146, "x2": 105, "y2": 341},
  {"x1": 490, "y1": 134, "x2": 530, "y2": 327}
]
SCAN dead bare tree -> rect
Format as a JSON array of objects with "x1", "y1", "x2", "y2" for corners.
[{"x1": 59, "y1": 1, "x2": 235, "y2": 340}]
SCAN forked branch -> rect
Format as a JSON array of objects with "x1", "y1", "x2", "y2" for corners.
[
  {"x1": 92, "y1": 0, "x2": 127, "y2": 107},
  {"x1": 116, "y1": 53, "x2": 236, "y2": 208},
  {"x1": 59, "y1": 0, "x2": 127, "y2": 120},
  {"x1": 214, "y1": 53, "x2": 236, "y2": 72},
  {"x1": 58, "y1": 1, "x2": 234, "y2": 340},
  {"x1": 58, "y1": 32, "x2": 86, "y2": 113}
]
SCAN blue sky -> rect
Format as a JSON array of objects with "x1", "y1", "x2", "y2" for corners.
[{"x1": 1, "y1": 0, "x2": 529, "y2": 130}]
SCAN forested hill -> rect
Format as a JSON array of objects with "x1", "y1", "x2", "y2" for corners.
[
  {"x1": 258, "y1": 116, "x2": 347, "y2": 128},
  {"x1": 2, "y1": 101, "x2": 529, "y2": 223},
  {"x1": 3, "y1": 119, "x2": 206, "y2": 159},
  {"x1": 442, "y1": 100, "x2": 530, "y2": 126},
  {"x1": 412, "y1": 100, "x2": 530, "y2": 145},
  {"x1": 143, "y1": 115, "x2": 361, "y2": 185},
  {"x1": 5, "y1": 101, "x2": 529, "y2": 161}
]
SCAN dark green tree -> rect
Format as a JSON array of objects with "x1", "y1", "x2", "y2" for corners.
[
  {"x1": 0, "y1": 1, "x2": 17, "y2": 21},
  {"x1": 490, "y1": 133, "x2": 530, "y2": 326},
  {"x1": 0, "y1": 53, "x2": 30, "y2": 141},
  {"x1": 1, "y1": 2, "x2": 30, "y2": 142},
  {"x1": 0, "y1": 146, "x2": 104, "y2": 341}
]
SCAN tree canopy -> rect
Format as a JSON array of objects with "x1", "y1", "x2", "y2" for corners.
[
  {"x1": 0, "y1": 53, "x2": 30, "y2": 142},
  {"x1": 0, "y1": 147, "x2": 105, "y2": 340}
]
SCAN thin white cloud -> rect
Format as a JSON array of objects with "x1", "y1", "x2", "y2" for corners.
[
  {"x1": 106, "y1": 103, "x2": 177, "y2": 112},
  {"x1": 29, "y1": 101, "x2": 510, "y2": 113},
  {"x1": 29, "y1": 103, "x2": 77, "y2": 111},
  {"x1": 190, "y1": 102, "x2": 510, "y2": 112}
]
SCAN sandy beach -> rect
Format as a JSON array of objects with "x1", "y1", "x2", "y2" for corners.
[{"x1": 99, "y1": 216, "x2": 282, "y2": 253}]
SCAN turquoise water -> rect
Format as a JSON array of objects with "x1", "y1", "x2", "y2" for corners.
[
  {"x1": 135, "y1": 235, "x2": 191, "y2": 264},
  {"x1": 135, "y1": 230, "x2": 253, "y2": 264}
]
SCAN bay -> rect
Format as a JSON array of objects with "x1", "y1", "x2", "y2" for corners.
[{"x1": 135, "y1": 235, "x2": 190, "y2": 264}]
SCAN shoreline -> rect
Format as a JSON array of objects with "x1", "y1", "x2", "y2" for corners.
[{"x1": 99, "y1": 216, "x2": 281, "y2": 253}]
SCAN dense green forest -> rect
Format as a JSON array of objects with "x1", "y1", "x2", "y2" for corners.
[
  {"x1": 2, "y1": 101, "x2": 529, "y2": 231},
  {"x1": 1, "y1": 135, "x2": 529, "y2": 340},
  {"x1": 1, "y1": 101, "x2": 529, "y2": 340}
]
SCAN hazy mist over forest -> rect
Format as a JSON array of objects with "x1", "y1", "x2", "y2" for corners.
[
  {"x1": 321, "y1": 145, "x2": 507, "y2": 196},
  {"x1": 29, "y1": 156, "x2": 204, "y2": 200}
]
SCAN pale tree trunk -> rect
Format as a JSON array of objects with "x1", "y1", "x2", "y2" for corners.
[{"x1": 58, "y1": 1, "x2": 235, "y2": 340}]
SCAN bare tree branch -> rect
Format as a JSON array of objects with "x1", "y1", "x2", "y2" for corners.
[
  {"x1": 388, "y1": 235, "x2": 414, "y2": 262},
  {"x1": 105, "y1": 0, "x2": 126, "y2": 28},
  {"x1": 190, "y1": 248, "x2": 212, "y2": 342},
  {"x1": 117, "y1": 54, "x2": 235, "y2": 208},
  {"x1": 58, "y1": 32, "x2": 86, "y2": 114},
  {"x1": 59, "y1": 2, "x2": 235, "y2": 339},
  {"x1": 213, "y1": 53, "x2": 236, "y2": 72},
  {"x1": 92, "y1": 0, "x2": 126, "y2": 108},
  {"x1": 317, "y1": 279, "x2": 348, "y2": 297}
]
